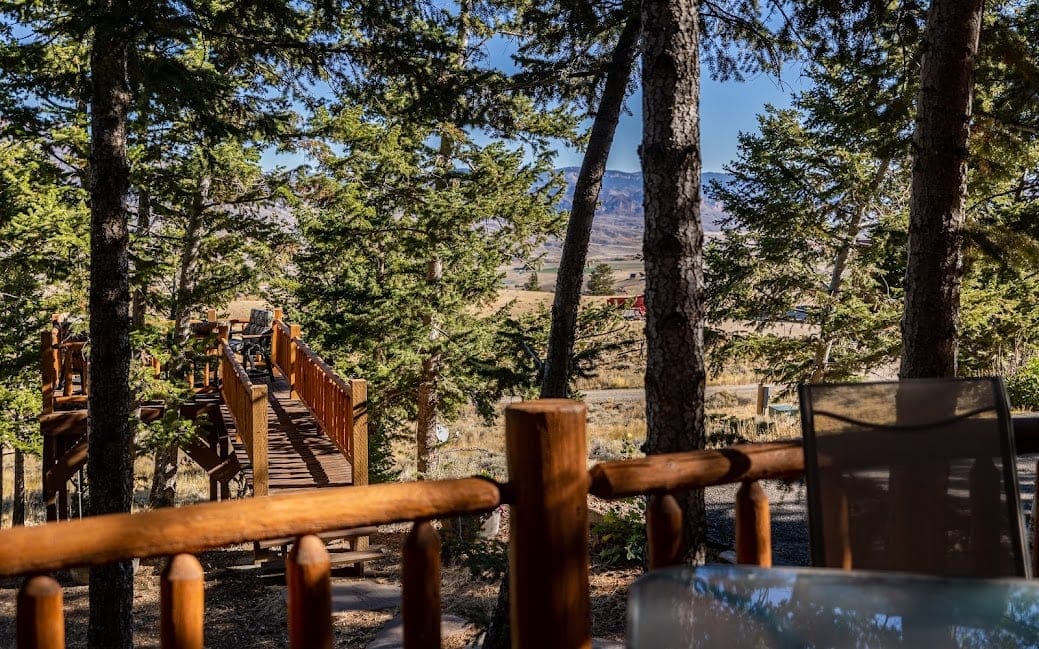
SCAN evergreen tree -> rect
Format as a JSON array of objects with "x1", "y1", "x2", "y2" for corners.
[
  {"x1": 293, "y1": 108, "x2": 564, "y2": 478},
  {"x1": 0, "y1": 131, "x2": 89, "y2": 527},
  {"x1": 705, "y1": 98, "x2": 908, "y2": 384},
  {"x1": 522, "y1": 271, "x2": 541, "y2": 292},
  {"x1": 0, "y1": 2, "x2": 352, "y2": 644},
  {"x1": 586, "y1": 262, "x2": 616, "y2": 295}
]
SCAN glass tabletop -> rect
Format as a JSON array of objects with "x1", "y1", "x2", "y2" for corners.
[{"x1": 628, "y1": 565, "x2": 1039, "y2": 648}]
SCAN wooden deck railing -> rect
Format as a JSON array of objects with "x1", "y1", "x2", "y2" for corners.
[
  {"x1": 271, "y1": 314, "x2": 368, "y2": 488},
  {"x1": 219, "y1": 343, "x2": 268, "y2": 496},
  {"x1": 8, "y1": 401, "x2": 1039, "y2": 648}
]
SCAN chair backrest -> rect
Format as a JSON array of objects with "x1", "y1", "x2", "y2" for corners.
[
  {"x1": 242, "y1": 308, "x2": 274, "y2": 336},
  {"x1": 799, "y1": 378, "x2": 1029, "y2": 578}
]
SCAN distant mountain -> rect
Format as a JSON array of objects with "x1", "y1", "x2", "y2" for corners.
[{"x1": 550, "y1": 168, "x2": 733, "y2": 255}]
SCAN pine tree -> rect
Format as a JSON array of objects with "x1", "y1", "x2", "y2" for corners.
[
  {"x1": 523, "y1": 272, "x2": 541, "y2": 292},
  {"x1": 586, "y1": 263, "x2": 616, "y2": 295},
  {"x1": 0, "y1": 2, "x2": 352, "y2": 644},
  {"x1": 293, "y1": 108, "x2": 564, "y2": 478}
]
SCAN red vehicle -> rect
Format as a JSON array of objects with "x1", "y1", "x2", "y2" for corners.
[{"x1": 607, "y1": 295, "x2": 646, "y2": 319}]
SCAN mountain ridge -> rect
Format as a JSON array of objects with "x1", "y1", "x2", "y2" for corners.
[{"x1": 551, "y1": 168, "x2": 732, "y2": 256}]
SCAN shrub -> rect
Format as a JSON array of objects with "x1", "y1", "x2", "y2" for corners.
[
  {"x1": 591, "y1": 501, "x2": 646, "y2": 567},
  {"x1": 1007, "y1": 358, "x2": 1039, "y2": 411}
]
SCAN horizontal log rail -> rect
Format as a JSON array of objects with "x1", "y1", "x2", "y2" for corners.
[
  {"x1": 219, "y1": 343, "x2": 269, "y2": 496},
  {"x1": 0, "y1": 477, "x2": 501, "y2": 576},
  {"x1": 589, "y1": 440, "x2": 804, "y2": 499}
]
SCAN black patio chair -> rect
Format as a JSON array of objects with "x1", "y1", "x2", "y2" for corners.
[
  {"x1": 228, "y1": 308, "x2": 274, "y2": 378},
  {"x1": 798, "y1": 377, "x2": 1029, "y2": 578}
]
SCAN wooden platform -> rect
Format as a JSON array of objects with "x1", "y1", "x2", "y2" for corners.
[{"x1": 227, "y1": 372, "x2": 354, "y2": 493}]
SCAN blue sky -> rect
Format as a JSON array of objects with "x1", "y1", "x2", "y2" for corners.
[
  {"x1": 554, "y1": 66, "x2": 810, "y2": 173},
  {"x1": 262, "y1": 56, "x2": 811, "y2": 174}
]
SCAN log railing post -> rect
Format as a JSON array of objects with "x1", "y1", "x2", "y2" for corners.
[
  {"x1": 160, "y1": 554, "x2": 205, "y2": 649},
  {"x1": 61, "y1": 346, "x2": 73, "y2": 397},
  {"x1": 505, "y1": 399, "x2": 590, "y2": 649},
  {"x1": 647, "y1": 494, "x2": 683, "y2": 569},
  {"x1": 41, "y1": 329, "x2": 59, "y2": 415},
  {"x1": 735, "y1": 480, "x2": 772, "y2": 567},
  {"x1": 402, "y1": 521, "x2": 441, "y2": 649},
  {"x1": 17, "y1": 575, "x2": 64, "y2": 649},
  {"x1": 272, "y1": 309, "x2": 283, "y2": 365},
  {"x1": 287, "y1": 535, "x2": 333, "y2": 649},
  {"x1": 350, "y1": 379, "x2": 369, "y2": 488},
  {"x1": 288, "y1": 324, "x2": 300, "y2": 398},
  {"x1": 251, "y1": 384, "x2": 269, "y2": 497}
]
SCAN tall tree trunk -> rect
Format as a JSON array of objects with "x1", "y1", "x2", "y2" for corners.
[
  {"x1": 416, "y1": 2, "x2": 471, "y2": 477},
  {"x1": 416, "y1": 256, "x2": 444, "y2": 478},
  {"x1": 641, "y1": 0, "x2": 706, "y2": 563},
  {"x1": 87, "y1": 4, "x2": 135, "y2": 647},
  {"x1": 172, "y1": 177, "x2": 209, "y2": 372},
  {"x1": 540, "y1": 12, "x2": 642, "y2": 398},
  {"x1": 900, "y1": 0, "x2": 984, "y2": 379},
  {"x1": 131, "y1": 188, "x2": 151, "y2": 329},
  {"x1": 151, "y1": 178, "x2": 209, "y2": 509},
  {"x1": 12, "y1": 447, "x2": 24, "y2": 526},
  {"x1": 810, "y1": 158, "x2": 892, "y2": 382}
]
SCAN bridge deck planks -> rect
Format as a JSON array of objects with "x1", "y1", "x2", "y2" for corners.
[{"x1": 227, "y1": 372, "x2": 353, "y2": 493}]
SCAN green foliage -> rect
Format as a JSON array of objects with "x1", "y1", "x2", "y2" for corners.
[
  {"x1": 292, "y1": 106, "x2": 565, "y2": 478},
  {"x1": 128, "y1": 324, "x2": 206, "y2": 453},
  {"x1": 445, "y1": 537, "x2": 509, "y2": 580},
  {"x1": 0, "y1": 375, "x2": 43, "y2": 456},
  {"x1": 522, "y1": 272, "x2": 540, "y2": 292},
  {"x1": 0, "y1": 126, "x2": 88, "y2": 462},
  {"x1": 491, "y1": 302, "x2": 631, "y2": 399},
  {"x1": 705, "y1": 99, "x2": 906, "y2": 385},
  {"x1": 586, "y1": 263, "x2": 615, "y2": 296},
  {"x1": 1007, "y1": 358, "x2": 1039, "y2": 411},
  {"x1": 591, "y1": 501, "x2": 646, "y2": 567}
]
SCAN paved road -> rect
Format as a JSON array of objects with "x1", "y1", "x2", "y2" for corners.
[{"x1": 582, "y1": 384, "x2": 761, "y2": 403}]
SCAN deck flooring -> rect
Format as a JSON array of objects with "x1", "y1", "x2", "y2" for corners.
[{"x1": 227, "y1": 371, "x2": 353, "y2": 493}]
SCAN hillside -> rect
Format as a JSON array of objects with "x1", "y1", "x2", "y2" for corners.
[
  {"x1": 510, "y1": 169, "x2": 733, "y2": 292},
  {"x1": 547, "y1": 168, "x2": 732, "y2": 258}
]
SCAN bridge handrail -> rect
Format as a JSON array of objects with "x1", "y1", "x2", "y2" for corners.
[
  {"x1": 219, "y1": 343, "x2": 268, "y2": 496},
  {"x1": 271, "y1": 316, "x2": 368, "y2": 487}
]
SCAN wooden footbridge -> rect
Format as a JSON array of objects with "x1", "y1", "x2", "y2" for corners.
[{"x1": 38, "y1": 309, "x2": 373, "y2": 564}]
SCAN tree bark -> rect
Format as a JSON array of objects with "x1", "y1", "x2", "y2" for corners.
[
  {"x1": 416, "y1": 257, "x2": 443, "y2": 478},
  {"x1": 87, "y1": 4, "x2": 135, "y2": 647},
  {"x1": 172, "y1": 177, "x2": 209, "y2": 373},
  {"x1": 900, "y1": 0, "x2": 984, "y2": 379},
  {"x1": 131, "y1": 188, "x2": 151, "y2": 329},
  {"x1": 540, "y1": 12, "x2": 642, "y2": 398},
  {"x1": 810, "y1": 158, "x2": 892, "y2": 382},
  {"x1": 640, "y1": 0, "x2": 706, "y2": 563},
  {"x1": 13, "y1": 447, "x2": 24, "y2": 526},
  {"x1": 149, "y1": 177, "x2": 208, "y2": 510}
]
